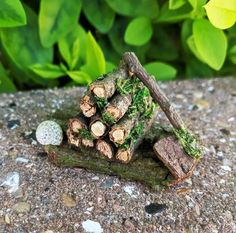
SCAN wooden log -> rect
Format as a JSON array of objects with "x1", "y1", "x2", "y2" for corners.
[
  {"x1": 90, "y1": 68, "x2": 128, "y2": 99},
  {"x1": 153, "y1": 136, "x2": 198, "y2": 181},
  {"x1": 95, "y1": 139, "x2": 115, "y2": 160},
  {"x1": 116, "y1": 108, "x2": 158, "y2": 163},
  {"x1": 67, "y1": 129, "x2": 81, "y2": 147},
  {"x1": 81, "y1": 138, "x2": 94, "y2": 148},
  {"x1": 80, "y1": 91, "x2": 97, "y2": 117},
  {"x1": 45, "y1": 144, "x2": 171, "y2": 190},
  {"x1": 103, "y1": 94, "x2": 132, "y2": 124},
  {"x1": 89, "y1": 114, "x2": 108, "y2": 138},
  {"x1": 109, "y1": 115, "x2": 137, "y2": 145},
  {"x1": 68, "y1": 117, "x2": 87, "y2": 133}
]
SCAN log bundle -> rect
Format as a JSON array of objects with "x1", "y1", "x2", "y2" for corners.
[{"x1": 66, "y1": 65, "x2": 158, "y2": 163}]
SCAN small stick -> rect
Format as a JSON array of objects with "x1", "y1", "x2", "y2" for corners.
[
  {"x1": 109, "y1": 114, "x2": 137, "y2": 145},
  {"x1": 103, "y1": 93, "x2": 132, "y2": 123},
  {"x1": 81, "y1": 138, "x2": 94, "y2": 148},
  {"x1": 90, "y1": 69, "x2": 128, "y2": 99},
  {"x1": 67, "y1": 129, "x2": 81, "y2": 147},
  {"x1": 80, "y1": 91, "x2": 97, "y2": 117},
  {"x1": 116, "y1": 108, "x2": 158, "y2": 163},
  {"x1": 95, "y1": 139, "x2": 114, "y2": 160},
  {"x1": 89, "y1": 114, "x2": 108, "y2": 138}
]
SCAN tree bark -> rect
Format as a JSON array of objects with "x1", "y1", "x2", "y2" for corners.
[
  {"x1": 45, "y1": 144, "x2": 170, "y2": 189},
  {"x1": 153, "y1": 136, "x2": 198, "y2": 181}
]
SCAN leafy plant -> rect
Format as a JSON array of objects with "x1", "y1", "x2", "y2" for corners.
[{"x1": 0, "y1": 0, "x2": 236, "y2": 93}]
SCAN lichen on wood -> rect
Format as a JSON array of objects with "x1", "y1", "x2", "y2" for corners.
[{"x1": 45, "y1": 144, "x2": 171, "y2": 189}]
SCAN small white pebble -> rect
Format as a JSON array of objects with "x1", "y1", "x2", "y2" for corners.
[
  {"x1": 91, "y1": 176, "x2": 99, "y2": 181},
  {"x1": 36, "y1": 120, "x2": 63, "y2": 146},
  {"x1": 16, "y1": 157, "x2": 29, "y2": 163},
  {"x1": 228, "y1": 117, "x2": 235, "y2": 122},
  {"x1": 220, "y1": 166, "x2": 232, "y2": 172},
  {"x1": 82, "y1": 220, "x2": 103, "y2": 233}
]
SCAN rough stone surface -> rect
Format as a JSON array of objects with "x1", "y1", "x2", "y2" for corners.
[{"x1": 0, "y1": 78, "x2": 236, "y2": 232}]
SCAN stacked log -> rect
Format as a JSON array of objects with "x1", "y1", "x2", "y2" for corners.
[{"x1": 66, "y1": 65, "x2": 158, "y2": 163}]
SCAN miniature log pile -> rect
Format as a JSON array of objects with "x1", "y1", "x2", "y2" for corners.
[
  {"x1": 66, "y1": 60, "x2": 158, "y2": 164},
  {"x1": 45, "y1": 52, "x2": 202, "y2": 187}
]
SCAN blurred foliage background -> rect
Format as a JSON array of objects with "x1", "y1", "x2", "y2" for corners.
[{"x1": 0, "y1": 0, "x2": 236, "y2": 93}]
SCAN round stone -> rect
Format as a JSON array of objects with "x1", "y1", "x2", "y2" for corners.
[{"x1": 36, "y1": 120, "x2": 63, "y2": 145}]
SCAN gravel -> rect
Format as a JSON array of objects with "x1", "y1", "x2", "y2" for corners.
[{"x1": 0, "y1": 78, "x2": 236, "y2": 232}]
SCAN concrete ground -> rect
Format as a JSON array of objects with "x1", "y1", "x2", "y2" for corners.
[{"x1": 0, "y1": 78, "x2": 235, "y2": 233}]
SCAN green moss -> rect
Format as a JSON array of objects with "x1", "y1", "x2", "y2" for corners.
[
  {"x1": 174, "y1": 128, "x2": 202, "y2": 159},
  {"x1": 95, "y1": 96, "x2": 108, "y2": 109},
  {"x1": 78, "y1": 128, "x2": 94, "y2": 140},
  {"x1": 57, "y1": 155, "x2": 81, "y2": 167},
  {"x1": 102, "y1": 111, "x2": 116, "y2": 124},
  {"x1": 120, "y1": 121, "x2": 145, "y2": 149},
  {"x1": 116, "y1": 77, "x2": 140, "y2": 95}
]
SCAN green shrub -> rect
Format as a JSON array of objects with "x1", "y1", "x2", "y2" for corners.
[{"x1": 0, "y1": 0, "x2": 236, "y2": 92}]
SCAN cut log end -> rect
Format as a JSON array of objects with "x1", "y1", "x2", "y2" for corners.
[
  {"x1": 92, "y1": 86, "x2": 106, "y2": 99},
  {"x1": 96, "y1": 140, "x2": 114, "y2": 159},
  {"x1": 67, "y1": 129, "x2": 81, "y2": 147},
  {"x1": 69, "y1": 118, "x2": 85, "y2": 133},
  {"x1": 109, "y1": 128, "x2": 125, "y2": 144},
  {"x1": 81, "y1": 138, "x2": 94, "y2": 148},
  {"x1": 80, "y1": 95, "x2": 96, "y2": 117},
  {"x1": 106, "y1": 105, "x2": 121, "y2": 121},
  {"x1": 116, "y1": 149, "x2": 131, "y2": 164},
  {"x1": 90, "y1": 121, "x2": 107, "y2": 137}
]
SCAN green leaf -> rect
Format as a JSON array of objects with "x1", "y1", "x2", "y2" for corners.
[
  {"x1": 187, "y1": 35, "x2": 205, "y2": 63},
  {"x1": 228, "y1": 44, "x2": 236, "y2": 64},
  {"x1": 186, "y1": 57, "x2": 213, "y2": 78},
  {"x1": 67, "y1": 70, "x2": 92, "y2": 85},
  {"x1": 204, "y1": 0, "x2": 236, "y2": 29},
  {"x1": 108, "y1": 17, "x2": 150, "y2": 62},
  {"x1": 124, "y1": 17, "x2": 153, "y2": 46},
  {"x1": 0, "y1": 5, "x2": 53, "y2": 80},
  {"x1": 30, "y1": 64, "x2": 66, "y2": 79},
  {"x1": 58, "y1": 24, "x2": 86, "y2": 70},
  {"x1": 147, "y1": 27, "x2": 178, "y2": 61},
  {"x1": 82, "y1": 0, "x2": 115, "y2": 33},
  {"x1": 193, "y1": 19, "x2": 227, "y2": 70},
  {"x1": 156, "y1": 2, "x2": 193, "y2": 23},
  {"x1": 189, "y1": 0, "x2": 207, "y2": 18},
  {"x1": 169, "y1": 0, "x2": 187, "y2": 10},
  {"x1": 105, "y1": 0, "x2": 159, "y2": 18},
  {"x1": 144, "y1": 62, "x2": 177, "y2": 81},
  {"x1": 106, "y1": 61, "x2": 116, "y2": 73},
  {"x1": 81, "y1": 32, "x2": 106, "y2": 79},
  {"x1": 0, "y1": 0, "x2": 26, "y2": 27},
  {"x1": 0, "y1": 63, "x2": 16, "y2": 93},
  {"x1": 39, "y1": 0, "x2": 82, "y2": 47},
  {"x1": 181, "y1": 19, "x2": 193, "y2": 51}
]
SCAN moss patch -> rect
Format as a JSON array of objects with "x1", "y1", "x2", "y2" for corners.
[
  {"x1": 174, "y1": 128, "x2": 202, "y2": 159},
  {"x1": 102, "y1": 111, "x2": 116, "y2": 124},
  {"x1": 78, "y1": 128, "x2": 94, "y2": 140}
]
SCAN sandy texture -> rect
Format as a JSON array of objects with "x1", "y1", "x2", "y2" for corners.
[{"x1": 0, "y1": 78, "x2": 235, "y2": 233}]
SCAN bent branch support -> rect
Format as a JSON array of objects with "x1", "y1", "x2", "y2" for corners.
[{"x1": 123, "y1": 52, "x2": 202, "y2": 159}]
